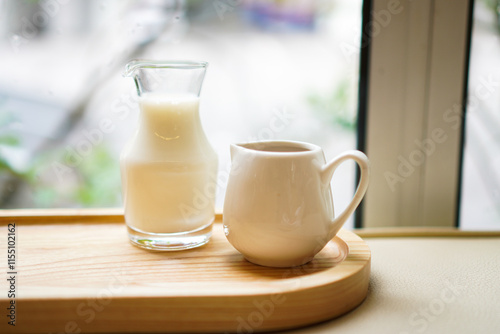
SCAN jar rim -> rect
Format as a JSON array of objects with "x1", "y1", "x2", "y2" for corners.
[{"x1": 124, "y1": 59, "x2": 208, "y2": 77}]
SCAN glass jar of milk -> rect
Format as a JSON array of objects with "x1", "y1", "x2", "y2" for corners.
[{"x1": 121, "y1": 60, "x2": 217, "y2": 250}]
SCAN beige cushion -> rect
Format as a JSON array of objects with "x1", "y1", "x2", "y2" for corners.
[{"x1": 291, "y1": 237, "x2": 500, "y2": 333}]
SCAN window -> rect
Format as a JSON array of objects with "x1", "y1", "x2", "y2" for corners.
[
  {"x1": 460, "y1": 0, "x2": 500, "y2": 230},
  {"x1": 0, "y1": 0, "x2": 363, "y2": 228}
]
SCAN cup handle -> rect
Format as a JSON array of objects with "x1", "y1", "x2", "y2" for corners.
[{"x1": 321, "y1": 150, "x2": 370, "y2": 237}]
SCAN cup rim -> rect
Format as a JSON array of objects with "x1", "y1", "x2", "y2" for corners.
[{"x1": 234, "y1": 140, "x2": 321, "y2": 155}]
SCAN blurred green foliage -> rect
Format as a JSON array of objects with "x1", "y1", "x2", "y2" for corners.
[
  {"x1": 0, "y1": 111, "x2": 22, "y2": 179},
  {"x1": 307, "y1": 78, "x2": 357, "y2": 131},
  {"x1": 0, "y1": 113, "x2": 121, "y2": 208},
  {"x1": 482, "y1": 0, "x2": 500, "y2": 33},
  {"x1": 73, "y1": 145, "x2": 122, "y2": 207},
  {"x1": 27, "y1": 144, "x2": 122, "y2": 208}
]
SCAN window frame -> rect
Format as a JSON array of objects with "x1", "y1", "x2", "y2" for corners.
[{"x1": 356, "y1": 0, "x2": 473, "y2": 228}]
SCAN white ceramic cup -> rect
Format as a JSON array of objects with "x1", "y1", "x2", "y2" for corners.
[{"x1": 223, "y1": 140, "x2": 370, "y2": 267}]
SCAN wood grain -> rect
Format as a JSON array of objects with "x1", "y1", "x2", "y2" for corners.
[{"x1": 0, "y1": 215, "x2": 370, "y2": 333}]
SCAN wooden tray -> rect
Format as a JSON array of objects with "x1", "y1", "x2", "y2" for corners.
[{"x1": 0, "y1": 212, "x2": 370, "y2": 333}]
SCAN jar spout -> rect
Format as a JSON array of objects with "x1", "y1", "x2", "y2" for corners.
[{"x1": 123, "y1": 60, "x2": 143, "y2": 77}]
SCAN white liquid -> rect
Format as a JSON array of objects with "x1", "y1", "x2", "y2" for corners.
[{"x1": 120, "y1": 93, "x2": 217, "y2": 233}]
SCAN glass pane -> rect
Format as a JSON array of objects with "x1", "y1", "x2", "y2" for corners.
[
  {"x1": 0, "y1": 0, "x2": 361, "y2": 227},
  {"x1": 460, "y1": 0, "x2": 500, "y2": 230}
]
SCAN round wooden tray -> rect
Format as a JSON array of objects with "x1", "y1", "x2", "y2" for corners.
[{"x1": 6, "y1": 219, "x2": 370, "y2": 333}]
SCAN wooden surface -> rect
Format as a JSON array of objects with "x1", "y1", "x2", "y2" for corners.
[
  {"x1": 2, "y1": 209, "x2": 499, "y2": 236},
  {"x1": 0, "y1": 212, "x2": 370, "y2": 334}
]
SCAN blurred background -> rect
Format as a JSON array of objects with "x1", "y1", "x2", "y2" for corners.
[
  {"x1": 0, "y1": 0, "x2": 362, "y2": 227},
  {"x1": 0, "y1": 0, "x2": 498, "y2": 230}
]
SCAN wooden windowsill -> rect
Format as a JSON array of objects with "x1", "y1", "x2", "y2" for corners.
[{"x1": 1, "y1": 208, "x2": 499, "y2": 237}]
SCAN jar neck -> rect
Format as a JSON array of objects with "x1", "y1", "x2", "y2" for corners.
[
  {"x1": 138, "y1": 106, "x2": 203, "y2": 138},
  {"x1": 136, "y1": 94, "x2": 205, "y2": 145}
]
